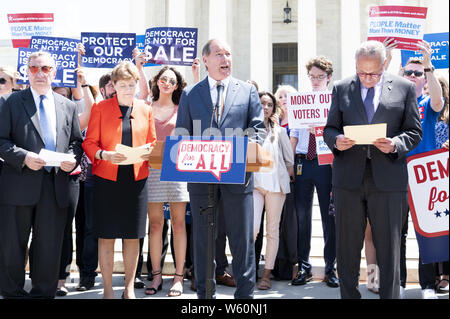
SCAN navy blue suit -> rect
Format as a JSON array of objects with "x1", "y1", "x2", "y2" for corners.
[{"x1": 176, "y1": 76, "x2": 265, "y2": 299}]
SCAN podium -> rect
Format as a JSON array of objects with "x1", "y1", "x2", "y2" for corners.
[{"x1": 148, "y1": 139, "x2": 272, "y2": 298}]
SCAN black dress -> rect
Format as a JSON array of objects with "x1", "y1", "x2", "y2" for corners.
[{"x1": 93, "y1": 106, "x2": 148, "y2": 239}]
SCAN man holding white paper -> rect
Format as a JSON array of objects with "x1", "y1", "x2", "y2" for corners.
[
  {"x1": 324, "y1": 41, "x2": 422, "y2": 299},
  {"x1": 0, "y1": 51, "x2": 82, "y2": 299}
]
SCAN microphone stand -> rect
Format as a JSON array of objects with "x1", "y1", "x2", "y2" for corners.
[{"x1": 200, "y1": 102, "x2": 220, "y2": 299}]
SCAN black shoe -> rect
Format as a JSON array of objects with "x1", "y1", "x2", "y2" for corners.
[
  {"x1": 55, "y1": 286, "x2": 68, "y2": 297},
  {"x1": 76, "y1": 277, "x2": 95, "y2": 291},
  {"x1": 323, "y1": 271, "x2": 339, "y2": 288},
  {"x1": 291, "y1": 270, "x2": 313, "y2": 286},
  {"x1": 134, "y1": 277, "x2": 145, "y2": 289}
]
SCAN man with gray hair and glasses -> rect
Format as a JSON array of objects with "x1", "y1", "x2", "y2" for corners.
[
  {"x1": 0, "y1": 51, "x2": 82, "y2": 299},
  {"x1": 324, "y1": 41, "x2": 422, "y2": 299}
]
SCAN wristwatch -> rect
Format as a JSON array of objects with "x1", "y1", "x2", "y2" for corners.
[{"x1": 424, "y1": 67, "x2": 433, "y2": 73}]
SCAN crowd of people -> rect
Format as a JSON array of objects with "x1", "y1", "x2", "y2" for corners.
[{"x1": 0, "y1": 36, "x2": 448, "y2": 300}]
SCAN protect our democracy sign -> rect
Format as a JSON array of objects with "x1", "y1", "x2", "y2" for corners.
[
  {"x1": 407, "y1": 149, "x2": 449, "y2": 264},
  {"x1": 16, "y1": 48, "x2": 78, "y2": 88},
  {"x1": 287, "y1": 91, "x2": 332, "y2": 129},
  {"x1": 30, "y1": 36, "x2": 80, "y2": 52},
  {"x1": 367, "y1": 5, "x2": 428, "y2": 51},
  {"x1": 160, "y1": 136, "x2": 248, "y2": 184},
  {"x1": 314, "y1": 126, "x2": 333, "y2": 166},
  {"x1": 144, "y1": 27, "x2": 198, "y2": 66},
  {"x1": 81, "y1": 32, "x2": 136, "y2": 68},
  {"x1": 7, "y1": 13, "x2": 54, "y2": 48},
  {"x1": 401, "y1": 32, "x2": 449, "y2": 69}
]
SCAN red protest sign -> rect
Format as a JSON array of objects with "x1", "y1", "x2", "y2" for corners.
[{"x1": 367, "y1": 5, "x2": 428, "y2": 51}]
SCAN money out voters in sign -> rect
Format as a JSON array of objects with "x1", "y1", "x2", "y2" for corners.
[
  {"x1": 176, "y1": 140, "x2": 233, "y2": 181},
  {"x1": 287, "y1": 91, "x2": 332, "y2": 129}
]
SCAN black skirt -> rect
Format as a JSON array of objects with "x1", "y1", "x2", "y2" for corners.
[{"x1": 93, "y1": 164, "x2": 148, "y2": 239}]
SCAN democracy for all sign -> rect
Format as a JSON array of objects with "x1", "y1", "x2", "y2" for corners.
[
  {"x1": 407, "y1": 148, "x2": 449, "y2": 263},
  {"x1": 144, "y1": 27, "x2": 197, "y2": 66},
  {"x1": 367, "y1": 5, "x2": 428, "y2": 51},
  {"x1": 401, "y1": 32, "x2": 449, "y2": 69},
  {"x1": 160, "y1": 136, "x2": 247, "y2": 184},
  {"x1": 8, "y1": 13, "x2": 54, "y2": 48},
  {"x1": 81, "y1": 32, "x2": 136, "y2": 68},
  {"x1": 17, "y1": 48, "x2": 78, "y2": 88},
  {"x1": 287, "y1": 91, "x2": 332, "y2": 129},
  {"x1": 315, "y1": 126, "x2": 333, "y2": 166},
  {"x1": 30, "y1": 36, "x2": 80, "y2": 52}
]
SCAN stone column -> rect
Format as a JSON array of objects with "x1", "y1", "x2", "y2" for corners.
[
  {"x1": 340, "y1": 0, "x2": 360, "y2": 79},
  {"x1": 250, "y1": 0, "x2": 272, "y2": 91},
  {"x1": 298, "y1": 0, "x2": 317, "y2": 90}
]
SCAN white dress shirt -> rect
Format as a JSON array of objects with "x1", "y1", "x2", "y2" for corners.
[
  {"x1": 30, "y1": 87, "x2": 57, "y2": 147},
  {"x1": 208, "y1": 75, "x2": 230, "y2": 111}
]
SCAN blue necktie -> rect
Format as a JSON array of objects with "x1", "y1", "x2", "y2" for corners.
[
  {"x1": 364, "y1": 87, "x2": 375, "y2": 123},
  {"x1": 39, "y1": 95, "x2": 56, "y2": 171}
]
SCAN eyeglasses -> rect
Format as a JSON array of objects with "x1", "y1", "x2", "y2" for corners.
[
  {"x1": 308, "y1": 74, "x2": 328, "y2": 81},
  {"x1": 159, "y1": 76, "x2": 177, "y2": 87},
  {"x1": 403, "y1": 70, "x2": 424, "y2": 77},
  {"x1": 0, "y1": 78, "x2": 9, "y2": 85},
  {"x1": 28, "y1": 65, "x2": 54, "y2": 74},
  {"x1": 357, "y1": 72, "x2": 383, "y2": 79}
]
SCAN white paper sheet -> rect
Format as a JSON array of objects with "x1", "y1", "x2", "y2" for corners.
[
  {"x1": 38, "y1": 149, "x2": 76, "y2": 167},
  {"x1": 343, "y1": 123, "x2": 387, "y2": 145}
]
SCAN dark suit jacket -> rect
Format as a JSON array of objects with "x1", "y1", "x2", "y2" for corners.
[
  {"x1": 175, "y1": 76, "x2": 265, "y2": 195},
  {"x1": 0, "y1": 88, "x2": 83, "y2": 208},
  {"x1": 323, "y1": 73, "x2": 422, "y2": 192}
]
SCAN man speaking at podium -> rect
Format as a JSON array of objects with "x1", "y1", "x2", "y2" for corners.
[{"x1": 176, "y1": 39, "x2": 265, "y2": 299}]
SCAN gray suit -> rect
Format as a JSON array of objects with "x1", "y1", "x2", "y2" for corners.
[
  {"x1": 324, "y1": 73, "x2": 422, "y2": 299},
  {"x1": 176, "y1": 76, "x2": 265, "y2": 299},
  {"x1": 0, "y1": 88, "x2": 83, "y2": 298}
]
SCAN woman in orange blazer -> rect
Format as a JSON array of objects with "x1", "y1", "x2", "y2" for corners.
[{"x1": 83, "y1": 61, "x2": 156, "y2": 299}]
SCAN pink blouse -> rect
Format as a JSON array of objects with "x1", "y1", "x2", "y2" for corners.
[{"x1": 153, "y1": 105, "x2": 178, "y2": 141}]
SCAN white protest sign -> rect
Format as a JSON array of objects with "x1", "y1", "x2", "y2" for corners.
[
  {"x1": 176, "y1": 140, "x2": 233, "y2": 181},
  {"x1": 407, "y1": 149, "x2": 449, "y2": 238},
  {"x1": 287, "y1": 91, "x2": 332, "y2": 129},
  {"x1": 7, "y1": 13, "x2": 54, "y2": 48}
]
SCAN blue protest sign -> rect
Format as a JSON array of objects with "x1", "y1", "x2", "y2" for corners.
[
  {"x1": 17, "y1": 47, "x2": 78, "y2": 88},
  {"x1": 136, "y1": 35, "x2": 159, "y2": 67},
  {"x1": 160, "y1": 136, "x2": 248, "y2": 184},
  {"x1": 81, "y1": 32, "x2": 136, "y2": 68},
  {"x1": 144, "y1": 27, "x2": 197, "y2": 66},
  {"x1": 401, "y1": 32, "x2": 449, "y2": 69},
  {"x1": 30, "y1": 36, "x2": 80, "y2": 52}
]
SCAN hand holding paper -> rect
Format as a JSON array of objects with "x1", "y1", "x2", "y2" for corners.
[
  {"x1": 38, "y1": 149, "x2": 75, "y2": 167},
  {"x1": 373, "y1": 138, "x2": 396, "y2": 154},
  {"x1": 114, "y1": 144, "x2": 152, "y2": 165}
]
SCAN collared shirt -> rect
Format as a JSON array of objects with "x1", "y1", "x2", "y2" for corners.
[
  {"x1": 30, "y1": 87, "x2": 57, "y2": 146},
  {"x1": 208, "y1": 75, "x2": 230, "y2": 109},
  {"x1": 360, "y1": 74, "x2": 384, "y2": 113},
  {"x1": 290, "y1": 127, "x2": 310, "y2": 154}
]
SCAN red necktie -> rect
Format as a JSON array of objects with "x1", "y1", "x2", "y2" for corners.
[{"x1": 306, "y1": 133, "x2": 317, "y2": 160}]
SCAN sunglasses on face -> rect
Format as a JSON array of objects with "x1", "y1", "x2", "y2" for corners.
[
  {"x1": 159, "y1": 76, "x2": 177, "y2": 86},
  {"x1": 0, "y1": 78, "x2": 10, "y2": 85},
  {"x1": 28, "y1": 65, "x2": 54, "y2": 74},
  {"x1": 403, "y1": 70, "x2": 424, "y2": 77}
]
